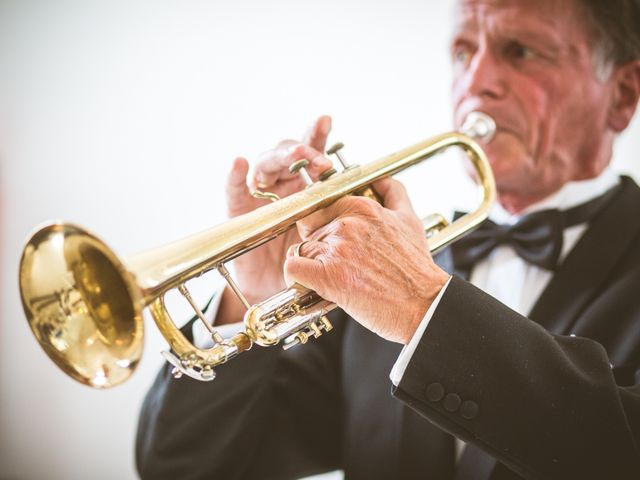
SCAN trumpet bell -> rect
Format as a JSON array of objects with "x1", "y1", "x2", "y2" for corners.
[{"x1": 19, "y1": 223, "x2": 144, "y2": 388}]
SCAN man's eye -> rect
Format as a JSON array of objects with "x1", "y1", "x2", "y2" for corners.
[
  {"x1": 505, "y1": 42, "x2": 536, "y2": 60},
  {"x1": 453, "y1": 47, "x2": 471, "y2": 64}
]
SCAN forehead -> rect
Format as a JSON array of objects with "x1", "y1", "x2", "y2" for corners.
[{"x1": 454, "y1": 0, "x2": 591, "y2": 43}]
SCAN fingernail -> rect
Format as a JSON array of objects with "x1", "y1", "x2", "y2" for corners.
[{"x1": 254, "y1": 172, "x2": 266, "y2": 185}]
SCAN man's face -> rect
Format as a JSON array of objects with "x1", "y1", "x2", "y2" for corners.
[{"x1": 451, "y1": 0, "x2": 616, "y2": 206}]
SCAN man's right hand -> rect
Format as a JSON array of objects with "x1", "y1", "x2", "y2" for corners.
[{"x1": 215, "y1": 115, "x2": 334, "y2": 325}]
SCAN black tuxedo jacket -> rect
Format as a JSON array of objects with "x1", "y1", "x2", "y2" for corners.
[{"x1": 136, "y1": 176, "x2": 640, "y2": 480}]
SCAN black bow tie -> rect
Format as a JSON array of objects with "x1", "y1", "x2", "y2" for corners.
[
  {"x1": 451, "y1": 183, "x2": 621, "y2": 271},
  {"x1": 452, "y1": 211, "x2": 564, "y2": 271}
]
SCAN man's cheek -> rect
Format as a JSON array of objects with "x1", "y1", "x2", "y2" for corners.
[
  {"x1": 524, "y1": 82, "x2": 552, "y2": 153},
  {"x1": 484, "y1": 135, "x2": 526, "y2": 166}
]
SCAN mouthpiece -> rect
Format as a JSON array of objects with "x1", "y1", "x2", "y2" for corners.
[{"x1": 461, "y1": 111, "x2": 496, "y2": 144}]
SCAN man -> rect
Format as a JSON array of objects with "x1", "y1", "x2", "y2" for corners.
[{"x1": 136, "y1": 1, "x2": 640, "y2": 478}]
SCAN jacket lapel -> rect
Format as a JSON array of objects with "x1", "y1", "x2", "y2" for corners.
[{"x1": 529, "y1": 176, "x2": 640, "y2": 334}]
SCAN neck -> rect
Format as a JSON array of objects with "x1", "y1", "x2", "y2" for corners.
[
  {"x1": 497, "y1": 190, "x2": 555, "y2": 214},
  {"x1": 496, "y1": 166, "x2": 615, "y2": 215}
]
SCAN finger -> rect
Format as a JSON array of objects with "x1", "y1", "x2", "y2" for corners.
[
  {"x1": 302, "y1": 115, "x2": 332, "y2": 152},
  {"x1": 285, "y1": 239, "x2": 330, "y2": 259},
  {"x1": 288, "y1": 144, "x2": 333, "y2": 176},
  {"x1": 283, "y1": 255, "x2": 326, "y2": 292},
  {"x1": 296, "y1": 196, "x2": 363, "y2": 237},
  {"x1": 253, "y1": 143, "x2": 333, "y2": 188},
  {"x1": 371, "y1": 177, "x2": 415, "y2": 215},
  {"x1": 252, "y1": 140, "x2": 298, "y2": 187},
  {"x1": 226, "y1": 157, "x2": 251, "y2": 202}
]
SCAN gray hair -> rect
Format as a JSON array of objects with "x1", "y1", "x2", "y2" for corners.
[{"x1": 579, "y1": 0, "x2": 640, "y2": 78}]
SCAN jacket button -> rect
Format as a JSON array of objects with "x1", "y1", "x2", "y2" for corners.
[
  {"x1": 426, "y1": 382, "x2": 444, "y2": 402},
  {"x1": 443, "y1": 393, "x2": 461, "y2": 412},
  {"x1": 461, "y1": 400, "x2": 479, "y2": 419}
]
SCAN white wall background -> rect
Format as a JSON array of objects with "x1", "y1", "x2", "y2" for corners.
[{"x1": 1, "y1": 1, "x2": 638, "y2": 479}]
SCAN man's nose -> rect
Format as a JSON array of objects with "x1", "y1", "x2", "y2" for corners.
[{"x1": 464, "y1": 46, "x2": 507, "y2": 100}]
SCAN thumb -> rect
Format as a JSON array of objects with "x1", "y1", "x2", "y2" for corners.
[
  {"x1": 372, "y1": 177, "x2": 415, "y2": 215},
  {"x1": 284, "y1": 256, "x2": 326, "y2": 293},
  {"x1": 226, "y1": 157, "x2": 253, "y2": 216}
]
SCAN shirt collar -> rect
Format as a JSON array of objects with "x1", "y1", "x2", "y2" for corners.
[{"x1": 490, "y1": 167, "x2": 620, "y2": 225}]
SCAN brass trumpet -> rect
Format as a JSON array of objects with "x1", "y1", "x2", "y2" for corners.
[{"x1": 18, "y1": 113, "x2": 496, "y2": 388}]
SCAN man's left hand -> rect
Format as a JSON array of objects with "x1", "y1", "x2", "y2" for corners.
[{"x1": 284, "y1": 177, "x2": 450, "y2": 344}]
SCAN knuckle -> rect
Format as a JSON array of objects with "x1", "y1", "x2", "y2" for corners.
[
  {"x1": 353, "y1": 196, "x2": 382, "y2": 216},
  {"x1": 332, "y1": 238, "x2": 352, "y2": 258},
  {"x1": 296, "y1": 217, "x2": 312, "y2": 234},
  {"x1": 334, "y1": 216, "x2": 369, "y2": 242},
  {"x1": 334, "y1": 216, "x2": 357, "y2": 233},
  {"x1": 335, "y1": 196, "x2": 366, "y2": 214},
  {"x1": 290, "y1": 143, "x2": 315, "y2": 161},
  {"x1": 389, "y1": 177, "x2": 405, "y2": 189},
  {"x1": 255, "y1": 148, "x2": 277, "y2": 165},
  {"x1": 277, "y1": 139, "x2": 298, "y2": 150}
]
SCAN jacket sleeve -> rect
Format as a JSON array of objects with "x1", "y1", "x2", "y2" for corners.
[
  {"x1": 135, "y1": 307, "x2": 347, "y2": 480},
  {"x1": 392, "y1": 276, "x2": 640, "y2": 480}
]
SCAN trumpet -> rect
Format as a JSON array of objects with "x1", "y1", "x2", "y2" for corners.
[{"x1": 19, "y1": 112, "x2": 496, "y2": 387}]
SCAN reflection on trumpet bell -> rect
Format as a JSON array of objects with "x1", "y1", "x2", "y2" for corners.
[
  {"x1": 18, "y1": 112, "x2": 496, "y2": 388},
  {"x1": 19, "y1": 223, "x2": 144, "y2": 388}
]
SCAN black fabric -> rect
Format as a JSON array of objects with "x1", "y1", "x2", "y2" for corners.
[
  {"x1": 451, "y1": 183, "x2": 621, "y2": 271},
  {"x1": 455, "y1": 444, "x2": 497, "y2": 480},
  {"x1": 394, "y1": 276, "x2": 640, "y2": 479},
  {"x1": 136, "y1": 176, "x2": 640, "y2": 480}
]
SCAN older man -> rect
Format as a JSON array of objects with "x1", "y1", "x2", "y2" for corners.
[{"x1": 136, "y1": 1, "x2": 640, "y2": 478}]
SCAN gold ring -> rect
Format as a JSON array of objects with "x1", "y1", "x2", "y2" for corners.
[{"x1": 294, "y1": 241, "x2": 308, "y2": 258}]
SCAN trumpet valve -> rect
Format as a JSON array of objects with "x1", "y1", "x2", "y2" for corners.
[
  {"x1": 309, "y1": 322, "x2": 322, "y2": 338},
  {"x1": 283, "y1": 331, "x2": 309, "y2": 350},
  {"x1": 289, "y1": 159, "x2": 314, "y2": 186},
  {"x1": 281, "y1": 316, "x2": 332, "y2": 350},
  {"x1": 326, "y1": 142, "x2": 351, "y2": 169},
  {"x1": 319, "y1": 315, "x2": 333, "y2": 332},
  {"x1": 318, "y1": 167, "x2": 337, "y2": 181}
]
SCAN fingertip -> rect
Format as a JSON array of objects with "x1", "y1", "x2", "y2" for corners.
[
  {"x1": 371, "y1": 176, "x2": 392, "y2": 196},
  {"x1": 317, "y1": 115, "x2": 332, "y2": 137},
  {"x1": 229, "y1": 157, "x2": 249, "y2": 184},
  {"x1": 288, "y1": 144, "x2": 331, "y2": 173},
  {"x1": 233, "y1": 156, "x2": 249, "y2": 173},
  {"x1": 372, "y1": 177, "x2": 411, "y2": 211},
  {"x1": 305, "y1": 115, "x2": 333, "y2": 151},
  {"x1": 313, "y1": 157, "x2": 333, "y2": 171},
  {"x1": 283, "y1": 256, "x2": 316, "y2": 290},
  {"x1": 252, "y1": 171, "x2": 268, "y2": 189}
]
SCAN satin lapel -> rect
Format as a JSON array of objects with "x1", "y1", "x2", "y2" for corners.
[{"x1": 529, "y1": 177, "x2": 640, "y2": 334}]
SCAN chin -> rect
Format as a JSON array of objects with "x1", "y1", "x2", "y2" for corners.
[{"x1": 483, "y1": 138, "x2": 532, "y2": 189}]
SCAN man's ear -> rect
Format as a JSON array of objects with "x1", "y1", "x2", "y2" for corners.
[{"x1": 607, "y1": 59, "x2": 640, "y2": 132}]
